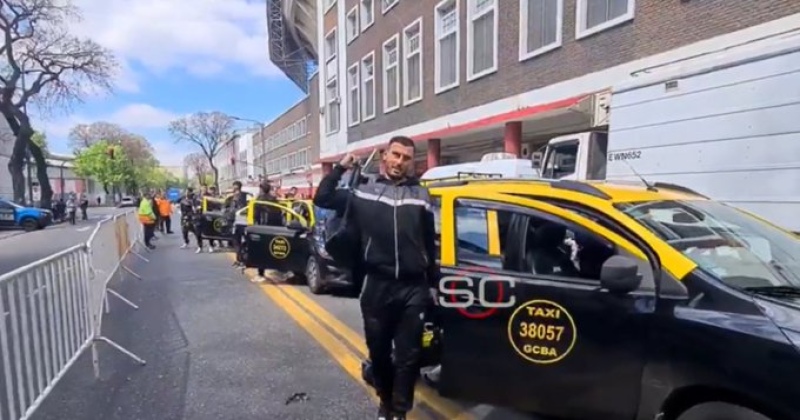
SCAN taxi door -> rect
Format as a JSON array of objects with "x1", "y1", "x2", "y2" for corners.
[
  {"x1": 0, "y1": 201, "x2": 16, "y2": 228},
  {"x1": 244, "y1": 201, "x2": 312, "y2": 275},
  {"x1": 437, "y1": 191, "x2": 654, "y2": 420}
]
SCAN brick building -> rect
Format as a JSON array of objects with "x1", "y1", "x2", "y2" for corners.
[{"x1": 308, "y1": 0, "x2": 800, "y2": 172}]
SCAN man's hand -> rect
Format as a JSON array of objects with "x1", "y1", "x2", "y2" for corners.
[{"x1": 339, "y1": 153, "x2": 357, "y2": 169}]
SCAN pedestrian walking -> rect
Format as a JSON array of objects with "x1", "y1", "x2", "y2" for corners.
[
  {"x1": 66, "y1": 194, "x2": 77, "y2": 225},
  {"x1": 79, "y1": 194, "x2": 89, "y2": 220},
  {"x1": 314, "y1": 136, "x2": 438, "y2": 420},
  {"x1": 179, "y1": 187, "x2": 203, "y2": 251},
  {"x1": 137, "y1": 191, "x2": 157, "y2": 249}
]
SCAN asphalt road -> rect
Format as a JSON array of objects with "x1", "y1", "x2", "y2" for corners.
[
  {"x1": 14, "y1": 231, "x2": 533, "y2": 420},
  {"x1": 0, "y1": 207, "x2": 126, "y2": 275}
]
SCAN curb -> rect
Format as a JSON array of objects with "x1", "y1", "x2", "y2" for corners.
[{"x1": 0, "y1": 231, "x2": 24, "y2": 241}]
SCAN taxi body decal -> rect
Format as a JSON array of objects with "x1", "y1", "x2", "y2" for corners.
[
  {"x1": 269, "y1": 236, "x2": 291, "y2": 259},
  {"x1": 507, "y1": 299, "x2": 577, "y2": 364}
]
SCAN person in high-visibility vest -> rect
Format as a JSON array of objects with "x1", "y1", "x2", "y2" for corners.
[{"x1": 138, "y1": 191, "x2": 157, "y2": 249}]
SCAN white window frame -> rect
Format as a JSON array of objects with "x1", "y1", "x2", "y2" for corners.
[
  {"x1": 434, "y1": 0, "x2": 460, "y2": 94},
  {"x1": 382, "y1": 33, "x2": 401, "y2": 114},
  {"x1": 361, "y1": 51, "x2": 376, "y2": 121},
  {"x1": 346, "y1": 6, "x2": 359, "y2": 44},
  {"x1": 466, "y1": 0, "x2": 499, "y2": 82},
  {"x1": 360, "y1": 0, "x2": 375, "y2": 32},
  {"x1": 324, "y1": 28, "x2": 338, "y2": 63},
  {"x1": 575, "y1": 0, "x2": 635, "y2": 40},
  {"x1": 324, "y1": 0, "x2": 337, "y2": 14},
  {"x1": 325, "y1": 77, "x2": 340, "y2": 134},
  {"x1": 519, "y1": 0, "x2": 563, "y2": 61},
  {"x1": 347, "y1": 63, "x2": 361, "y2": 127},
  {"x1": 382, "y1": 0, "x2": 399, "y2": 14},
  {"x1": 402, "y1": 17, "x2": 423, "y2": 105}
]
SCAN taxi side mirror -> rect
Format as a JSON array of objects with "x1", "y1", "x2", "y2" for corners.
[{"x1": 600, "y1": 256, "x2": 642, "y2": 294}]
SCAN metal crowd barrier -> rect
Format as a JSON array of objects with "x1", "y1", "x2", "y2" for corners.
[{"x1": 0, "y1": 210, "x2": 149, "y2": 420}]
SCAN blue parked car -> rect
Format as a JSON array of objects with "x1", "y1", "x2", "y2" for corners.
[{"x1": 0, "y1": 198, "x2": 53, "y2": 231}]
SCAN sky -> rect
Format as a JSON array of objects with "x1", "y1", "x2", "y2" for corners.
[{"x1": 31, "y1": 0, "x2": 305, "y2": 167}]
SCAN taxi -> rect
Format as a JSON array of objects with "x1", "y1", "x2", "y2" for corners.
[
  {"x1": 427, "y1": 177, "x2": 799, "y2": 420},
  {"x1": 243, "y1": 198, "x2": 355, "y2": 293}
]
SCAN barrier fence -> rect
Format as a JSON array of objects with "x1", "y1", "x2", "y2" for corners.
[{"x1": 0, "y1": 211, "x2": 149, "y2": 420}]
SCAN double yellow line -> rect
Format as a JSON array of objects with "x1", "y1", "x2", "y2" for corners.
[{"x1": 228, "y1": 254, "x2": 472, "y2": 420}]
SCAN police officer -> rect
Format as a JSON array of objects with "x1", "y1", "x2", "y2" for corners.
[
  {"x1": 179, "y1": 187, "x2": 203, "y2": 251},
  {"x1": 314, "y1": 136, "x2": 438, "y2": 420}
]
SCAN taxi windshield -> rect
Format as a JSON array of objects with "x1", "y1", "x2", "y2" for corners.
[{"x1": 616, "y1": 200, "x2": 800, "y2": 289}]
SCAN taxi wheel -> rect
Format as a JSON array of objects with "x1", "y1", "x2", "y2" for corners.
[
  {"x1": 677, "y1": 402, "x2": 771, "y2": 420},
  {"x1": 305, "y1": 256, "x2": 326, "y2": 295},
  {"x1": 21, "y1": 218, "x2": 39, "y2": 232}
]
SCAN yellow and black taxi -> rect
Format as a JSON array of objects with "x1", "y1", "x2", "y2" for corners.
[
  {"x1": 243, "y1": 198, "x2": 355, "y2": 293},
  {"x1": 426, "y1": 177, "x2": 799, "y2": 420}
]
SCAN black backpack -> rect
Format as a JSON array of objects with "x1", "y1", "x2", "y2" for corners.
[{"x1": 323, "y1": 164, "x2": 364, "y2": 269}]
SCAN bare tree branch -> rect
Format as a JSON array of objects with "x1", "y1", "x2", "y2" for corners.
[
  {"x1": 0, "y1": 0, "x2": 119, "y2": 205},
  {"x1": 183, "y1": 152, "x2": 210, "y2": 184},
  {"x1": 168, "y1": 111, "x2": 235, "y2": 188},
  {"x1": 67, "y1": 121, "x2": 156, "y2": 164}
]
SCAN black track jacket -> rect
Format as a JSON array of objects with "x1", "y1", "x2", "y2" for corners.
[{"x1": 314, "y1": 165, "x2": 439, "y2": 286}]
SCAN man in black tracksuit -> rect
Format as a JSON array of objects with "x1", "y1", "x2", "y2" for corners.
[
  {"x1": 179, "y1": 188, "x2": 202, "y2": 250},
  {"x1": 314, "y1": 136, "x2": 438, "y2": 420}
]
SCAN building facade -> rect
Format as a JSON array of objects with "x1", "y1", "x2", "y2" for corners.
[
  {"x1": 253, "y1": 73, "x2": 322, "y2": 197},
  {"x1": 308, "y1": 0, "x2": 800, "y2": 172}
]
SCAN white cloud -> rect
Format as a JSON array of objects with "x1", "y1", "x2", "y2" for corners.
[
  {"x1": 70, "y1": 0, "x2": 281, "y2": 86},
  {"x1": 38, "y1": 103, "x2": 178, "y2": 138},
  {"x1": 151, "y1": 139, "x2": 186, "y2": 167}
]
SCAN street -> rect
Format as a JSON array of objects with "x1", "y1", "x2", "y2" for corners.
[
  {"x1": 0, "y1": 207, "x2": 125, "y2": 275},
  {"x1": 25, "y1": 230, "x2": 531, "y2": 420}
]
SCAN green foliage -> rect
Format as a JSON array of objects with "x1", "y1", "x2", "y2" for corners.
[
  {"x1": 74, "y1": 141, "x2": 137, "y2": 190},
  {"x1": 31, "y1": 131, "x2": 49, "y2": 156}
]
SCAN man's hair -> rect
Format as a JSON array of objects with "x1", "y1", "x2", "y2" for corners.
[
  {"x1": 187, "y1": 187, "x2": 194, "y2": 193},
  {"x1": 388, "y1": 135, "x2": 415, "y2": 150},
  {"x1": 232, "y1": 181, "x2": 242, "y2": 189},
  {"x1": 260, "y1": 182, "x2": 271, "y2": 193}
]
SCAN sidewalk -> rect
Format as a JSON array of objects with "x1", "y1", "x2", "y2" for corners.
[{"x1": 30, "y1": 233, "x2": 375, "y2": 420}]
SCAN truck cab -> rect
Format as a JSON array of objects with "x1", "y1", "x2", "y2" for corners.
[{"x1": 537, "y1": 131, "x2": 608, "y2": 181}]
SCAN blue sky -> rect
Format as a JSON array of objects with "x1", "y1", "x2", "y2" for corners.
[{"x1": 31, "y1": 0, "x2": 304, "y2": 167}]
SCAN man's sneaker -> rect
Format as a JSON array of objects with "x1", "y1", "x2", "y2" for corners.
[
  {"x1": 250, "y1": 275, "x2": 266, "y2": 284},
  {"x1": 207, "y1": 246, "x2": 215, "y2": 253},
  {"x1": 146, "y1": 244, "x2": 156, "y2": 250},
  {"x1": 377, "y1": 405, "x2": 390, "y2": 420},
  {"x1": 180, "y1": 243, "x2": 188, "y2": 249},
  {"x1": 390, "y1": 415, "x2": 406, "y2": 420},
  {"x1": 195, "y1": 247, "x2": 202, "y2": 254}
]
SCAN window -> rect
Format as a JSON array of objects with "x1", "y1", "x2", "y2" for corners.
[
  {"x1": 519, "y1": 0, "x2": 562, "y2": 61},
  {"x1": 434, "y1": 0, "x2": 459, "y2": 93},
  {"x1": 576, "y1": 0, "x2": 634, "y2": 39},
  {"x1": 324, "y1": 29, "x2": 337, "y2": 62},
  {"x1": 361, "y1": 52, "x2": 376, "y2": 120},
  {"x1": 360, "y1": 0, "x2": 375, "y2": 31},
  {"x1": 324, "y1": 0, "x2": 337, "y2": 13},
  {"x1": 542, "y1": 141, "x2": 577, "y2": 179},
  {"x1": 453, "y1": 200, "x2": 630, "y2": 283},
  {"x1": 346, "y1": 7, "x2": 359, "y2": 43},
  {"x1": 382, "y1": 34, "x2": 400, "y2": 112},
  {"x1": 326, "y1": 79, "x2": 340, "y2": 134},
  {"x1": 466, "y1": 0, "x2": 498, "y2": 81},
  {"x1": 402, "y1": 18, "x2": 423, "y2": 105},
  {"x1": 382, "y1": 0, "x2": 399, "y2": 14},
  {"x1": 347, "y1": 63, "x2": 360, "y2": 126}
]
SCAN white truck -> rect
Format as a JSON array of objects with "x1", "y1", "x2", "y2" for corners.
[{"x1": 538, "y1": 30, "x2": 800, "y2": 232}]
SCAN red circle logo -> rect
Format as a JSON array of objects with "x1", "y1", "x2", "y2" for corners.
[{"x1": 446, "y1": 267, "x2": 507, "y2": 320}]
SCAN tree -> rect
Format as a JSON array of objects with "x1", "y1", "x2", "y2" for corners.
[
  {"x1": 0, "y1": 0, "x2": 118, "y2": 208},
  {"x1": 73, "y1": 141, "x2": 134, "y2": 195},
  {"x1": 183, "y1": 152, "x2": 211, "y2": 185},
  {"x1": 30, "y1": 131, "x2": 48, "y2": 156},
  {"x1": 168, "y1": 112, "x2": 235, "y2": 190}
]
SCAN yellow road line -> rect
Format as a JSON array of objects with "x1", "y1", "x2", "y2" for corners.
[
  {"x1": 229, "y1": 256, "x2": 426, "y2": 419},
  {"x1": 274, "y1": 282, "x2": 472, "y2": 419}
]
